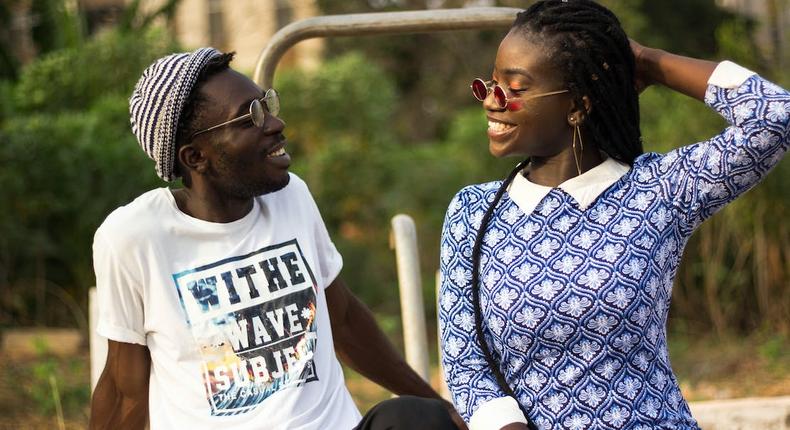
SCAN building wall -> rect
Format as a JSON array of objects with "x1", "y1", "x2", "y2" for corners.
[
  {"x1": 172, "y1": 0, "x2": 211, "y2": 50},
  {"x1": 168, "y1": 0, "x2": 324, "y2": 74},
  {"x1": 5, "y1": 0, "x2": 37, "y2": 66}
]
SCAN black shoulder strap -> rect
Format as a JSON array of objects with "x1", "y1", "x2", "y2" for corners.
[{"x1": 470, "y1": 159, "x2": 538, "y2": 430}]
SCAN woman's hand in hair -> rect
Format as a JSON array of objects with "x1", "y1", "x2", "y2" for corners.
[
  {"x1": 629, "y1": 39, "x2": 719, "y2": 101},
  {"x1": 629, "y1": 39, "x2": 656, "y2": 93}
]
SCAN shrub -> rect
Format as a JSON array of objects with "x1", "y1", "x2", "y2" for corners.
[{"x1": 13, "y1": 28, "x2": 176, "y2": 115}]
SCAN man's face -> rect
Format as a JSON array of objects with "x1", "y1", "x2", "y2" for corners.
[{"x1": 192, "y1": 69, "x2": 291, "y2": 198}]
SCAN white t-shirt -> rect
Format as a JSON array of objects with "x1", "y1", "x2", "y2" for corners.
[{"x1": 94, "y1": 173, "x2": 362, "y2": 429}]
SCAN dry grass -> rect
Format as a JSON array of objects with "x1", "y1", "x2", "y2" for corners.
[{"x1": 669, "y1": 333, "x2": 790, "y2": 401}]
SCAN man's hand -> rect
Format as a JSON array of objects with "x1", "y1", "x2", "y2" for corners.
[
  {"x1": 500, "y1": 424, "x2": 530, "y2": 430},
  {"x1": 441, "y1": 399, "x2": 469, "y2": 430}
]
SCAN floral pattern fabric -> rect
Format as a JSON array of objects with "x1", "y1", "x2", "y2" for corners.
[{"x1": 439, "y1": 74, "x2": 789, "y2": 429}]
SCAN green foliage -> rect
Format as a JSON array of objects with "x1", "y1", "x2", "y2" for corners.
[
  {"x1": 13, "y1": 28, "x2": 176, "y2": 115},
  {"x1": 2, "y1": 337, "x2": 90, "y2": 417},
  {"x1": 758, "y1": 334, "x2": 788, "y2": 365},
  {"x1": 0, "y1": 28, "x2": 167, "y2": 326},
  {"x1": 635, "y1": 0, "x2": 734, "y2": 57},
  {"x1": 28, "y1": 359, "x2": 59, "y2": 415},
  {"x1": 0, "y1": 79, "x2": 15, "y2": 121},
  {"x1": 276, "y1": 52, "x2": 397, "y2": 153},
  {"x1": 0, "y1": 0, "x2": 18, "y2": 80},
  {"x1": 118, "y1": 0, "x2": 181, "y2": 34},
  {"x1": 30, "y1": 0, "x2": 85, "y2": 53},
  {"x1": 0, "y1": 99, "x2": 163, "y2": 325},
  {"x1": 597, "y1": 0, "x2": 648, "y2": 43},
  {"x1": 639, "y1": 87, "x2": 726, "y2": 153},
  {"x1": 15, "y1": 355, "x2": 90, "y2": 418},
  {"x1": 716, "y1": 18, "x2": 762, "y2": 71}
]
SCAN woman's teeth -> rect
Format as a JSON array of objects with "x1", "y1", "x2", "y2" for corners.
[
  {"x1": 488, "y1": 120, "x2": 515, "y2": 133},
  {"x1": 267, "y1": 147, "x2": 286, "y2": 158}
]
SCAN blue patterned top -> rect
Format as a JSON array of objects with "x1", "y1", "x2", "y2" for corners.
[{"x1": 439, "y1": 71, "x2": 789, "y2": 430}]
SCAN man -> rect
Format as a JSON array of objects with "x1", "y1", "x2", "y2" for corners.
[{"x1": 90, "y1": 47, "x2": 464, "y2": 430}]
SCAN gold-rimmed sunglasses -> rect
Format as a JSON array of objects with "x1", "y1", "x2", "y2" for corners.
[
  {"x1": 470, "y1": 78, "x2": 568, "y2": 109},
  {"x1": 191, "y1": 88, "x2": 280, "y2": 139}
]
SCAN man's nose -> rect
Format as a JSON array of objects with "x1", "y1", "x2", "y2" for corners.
[{"x1": 263, "y1": 113, "x2": 285, "y2": 134}]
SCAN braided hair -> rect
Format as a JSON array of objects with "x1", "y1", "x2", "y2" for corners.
[
  {"x1": 513, "y1": 0, "x2": 643, "y2": 164},
  {"x1": 470, "y1": 1, "x2": 641, "y2": 427}
]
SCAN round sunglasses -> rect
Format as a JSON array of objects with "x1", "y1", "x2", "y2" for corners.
[
  {"x1": 191, "y1": 88, "x2": 281, "y2": 139},
  {"x1": 470, "y1": 78, "x2": 568, "y2": 109}
]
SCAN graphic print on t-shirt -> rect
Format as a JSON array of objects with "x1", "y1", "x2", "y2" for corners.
[{"x1": 172, "y1": 239, "x2": 320, "y2": 416}]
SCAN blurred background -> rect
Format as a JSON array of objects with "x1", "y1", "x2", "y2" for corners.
[{"x1": 0, "y1": 0, "x2": 788, "y2": 428}]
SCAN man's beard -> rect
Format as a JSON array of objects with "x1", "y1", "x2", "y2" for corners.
[
  {"x1": 217, "y1": 171, "x2": 290, "y2": 199},
  {"x1": 213, "y1": 150, "x2": 291, "y2": 198}
]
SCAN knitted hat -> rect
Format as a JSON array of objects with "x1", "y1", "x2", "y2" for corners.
[{"x1": 129, "y1": 47, "x2": 221, "y2": 181}]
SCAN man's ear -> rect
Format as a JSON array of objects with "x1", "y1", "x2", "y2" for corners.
[
  {"x1": 178, "y1": 142, "x2": 209, "y2": 175},
  {"x1": 566, "y1": 95, "x2": 592, "y2": 126}
]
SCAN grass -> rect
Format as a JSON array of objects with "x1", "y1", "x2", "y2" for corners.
[
  {"x1": 668, "y1": 332, "x2": 790, "y2": 401},
  {"x1": 0, "y1": 351, "x2": 90, "y2": 429},
  {"x1": 0, "y1": 333, "x2": 786, "y2": 429}
]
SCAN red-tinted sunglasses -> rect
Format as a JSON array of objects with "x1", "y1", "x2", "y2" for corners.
[{"x1": 470, "y1": 78, "x2": 568, "y2": 109}]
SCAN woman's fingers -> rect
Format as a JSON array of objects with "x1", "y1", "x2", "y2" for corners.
[{"x1": 629, "y1": 38, "x2": 652, "y2": 93}]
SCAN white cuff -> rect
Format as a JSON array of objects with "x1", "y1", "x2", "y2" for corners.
[
  {"x1": 96, "y1": 323, "x2": 147, "y2": 346},
  {"x1": 469, "y1": 396, "x2": 527, "y2": 430},
  {"x1": 707, "y1": 60, "x2": 756, "y2": 89}
]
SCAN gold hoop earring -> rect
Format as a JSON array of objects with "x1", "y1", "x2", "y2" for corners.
[{"x1": 572, "y1": 124, "x2": 583, "y2": 176}]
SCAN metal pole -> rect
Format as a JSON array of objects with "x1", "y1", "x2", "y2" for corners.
[
  {"x1": 253, "y1": 7, "x2": 520, "y2": 88},
  {"x1": 390, "y1": 214, "x2": 430, "y2": 381}
]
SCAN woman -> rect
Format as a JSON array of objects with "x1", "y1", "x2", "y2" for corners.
[{"x1": 438, "y1": 1, "x2": 788, "y2": 429}]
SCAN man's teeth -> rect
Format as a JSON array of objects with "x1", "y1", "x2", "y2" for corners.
[
  {"x1": 488, "y1": 120, "x2": 515, "y2": 133},
  {"x1": 267, "y1": 147, "x2": 286, "y2": 157}
]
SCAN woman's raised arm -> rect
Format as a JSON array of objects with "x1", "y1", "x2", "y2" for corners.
[{"x1": 630, "y1": 40, "x2": 717, "y2": 101}]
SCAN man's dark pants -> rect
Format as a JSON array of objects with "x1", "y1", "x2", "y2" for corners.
[{"x1": 353, "y1": 395, "x2": 458, "y2": 430}]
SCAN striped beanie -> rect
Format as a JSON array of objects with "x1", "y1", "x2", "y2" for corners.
[{"x1": 129, "y1": 47, "x2": 221, "y2": 181}]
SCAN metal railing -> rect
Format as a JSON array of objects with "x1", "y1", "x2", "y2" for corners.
[
  {"x1": 253, "y1": 7, "x2": 520, "y2": 88},
  {"x1": 389, "y1": 215, "x2": 430, "y2": 381}
]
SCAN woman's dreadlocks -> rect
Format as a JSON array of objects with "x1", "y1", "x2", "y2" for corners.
[{"x1": 513, "y1": 0, "x2": 643, "y2": 164}]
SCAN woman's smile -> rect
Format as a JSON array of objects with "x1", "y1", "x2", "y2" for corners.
[{"x1": 487, "y1": 118, "x2": 518, "y2": 141}]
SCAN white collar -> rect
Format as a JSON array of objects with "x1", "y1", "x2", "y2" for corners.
[{"x1": 507, "y1": 156, "x2": 631, "y2": 216}]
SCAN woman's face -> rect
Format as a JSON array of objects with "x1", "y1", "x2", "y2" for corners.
[{"x1": 485, "y1": 31, "x2": 575, "y2": 158}]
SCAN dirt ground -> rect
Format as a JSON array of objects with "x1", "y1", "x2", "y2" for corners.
[{"x1": 0, "y1": 333, "x2": 786, "y2": 429}]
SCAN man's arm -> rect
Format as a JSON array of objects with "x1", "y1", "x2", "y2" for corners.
[
  {"x1": 326, "y1": 275, "x2": 433, "y2": 396},
  {"x1": 326, "y1": 275, "x2": 467, "y2": 429},
  {"x1": 89, "y1": 340, "x2": 150, "y2": 430}
]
